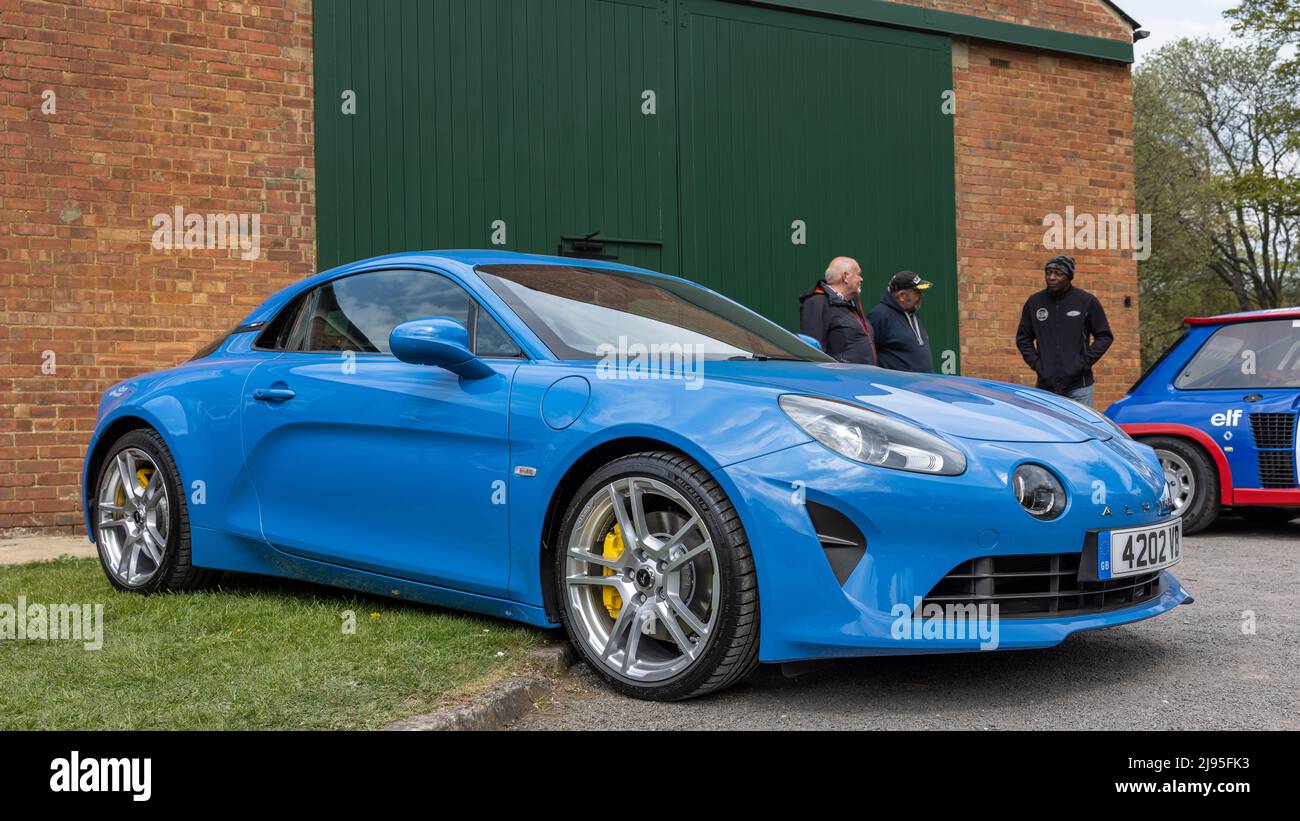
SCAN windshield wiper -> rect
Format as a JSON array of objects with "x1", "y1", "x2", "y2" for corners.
[{"x1": 727, "y1": 354, "x2": 770, "y2": 361}]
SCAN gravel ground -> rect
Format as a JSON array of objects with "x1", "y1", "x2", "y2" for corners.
[{"x1": 512, "y1": 514, "x2": 1300, "y2": 730}]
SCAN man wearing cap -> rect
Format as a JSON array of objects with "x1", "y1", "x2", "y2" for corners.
[
  {"x1": 867, "y1": 270, "x2": 934, "y2": 373},
  {"x1": 798, "y1": 256, "x2": 876, "y2": 365},
  {"x1": 1015, "y1": 255, "x2": 1114, "y2": 407}
]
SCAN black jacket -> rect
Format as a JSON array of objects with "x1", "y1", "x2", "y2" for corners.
[
  {"x1": 867, "y1": 290, "x2": 933, "y2": 373},
  {"x1": 798, "y1": 281, "x2": 876, "y2": 365},
  {"x1": 1015, "y1": 285, "x2": 1113, "y2": 393}
]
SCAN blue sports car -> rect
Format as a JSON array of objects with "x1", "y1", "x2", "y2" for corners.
[
  {"x1": 84, "y1": 251, "x2": 1189, "y2": 700},
  {"x1": 1106, "y1": 308, "x2": 1300, "y2": 534}
]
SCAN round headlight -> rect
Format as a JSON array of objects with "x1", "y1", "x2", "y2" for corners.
[{"x1": 1012, "y1": 464, "x2": 1066, "y2": 520}]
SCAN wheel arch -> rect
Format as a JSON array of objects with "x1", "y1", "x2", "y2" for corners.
[
  {"x1": 537, "y1": 436, "x2": 694, "y2": 623},
  {"x1": 83, "y1": 414, "x2": 175, "y2": 541},
  {"x1": 1124, "y1": 423, "x2": 1234, "y2": 505}
]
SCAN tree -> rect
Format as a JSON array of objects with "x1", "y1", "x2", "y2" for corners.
[{"x1": 1134, "y1": 37, "x2": 1300, "y2": 365}]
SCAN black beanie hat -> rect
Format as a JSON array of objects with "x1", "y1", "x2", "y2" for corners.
[{"x1": 1045, "y1": 254, "x2": 1075, "y2": 279}]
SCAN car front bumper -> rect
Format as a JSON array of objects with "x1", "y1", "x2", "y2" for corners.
[{"x1": 719, "y1": 438, "x2": 1190, "y2": 663}]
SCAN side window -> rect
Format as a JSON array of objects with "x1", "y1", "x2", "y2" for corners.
[
  {"x1": 1176, "y1": 319, "x2": 1300, "y2": 389},
  {"x1": 473, "y1": 309, "x2": 523, "y2": 358},
  {"x1": 268, "y1": 268, "x2": 521, "y2": 357}
]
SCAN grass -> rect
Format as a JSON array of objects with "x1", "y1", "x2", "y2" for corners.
[{"x1": 0, "y1": 557, "x2": 542, "y2": 730}]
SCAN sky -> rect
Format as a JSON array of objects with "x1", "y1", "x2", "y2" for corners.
[{"x1": 1127, "y1": 0, "x2": 1240, "y2": 62}]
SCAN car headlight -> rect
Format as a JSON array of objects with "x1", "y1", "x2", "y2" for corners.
[
  {"x1": 1012, "y1": 463, "x2": 1067, "y2": 520},
  {"x1": 778, "y1": 395, "x2": 966, "y2": 476}
]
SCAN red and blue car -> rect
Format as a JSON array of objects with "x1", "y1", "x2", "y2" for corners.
[{"x1": 1106, "y1": 308, "x2": 1300, "y2": 534}]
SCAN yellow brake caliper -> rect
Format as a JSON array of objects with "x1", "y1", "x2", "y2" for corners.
[
  {"x1": 114, "y1": 467, "x2": 153, "y2": 507},
  {"x1": 602, "y1": 524, "x2": 625, "y2": 618}
]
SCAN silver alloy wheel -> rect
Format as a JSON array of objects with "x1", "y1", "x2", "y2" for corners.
[
  {"x1": 564, "y1": 476, "x2": 719, "y2": 683},
  {"x1": 1155, "y1": 448, "x2": 1196, "y2": 513},
  {"x1": 96, "y1": 447, "x2": 170, "y2": 587}
]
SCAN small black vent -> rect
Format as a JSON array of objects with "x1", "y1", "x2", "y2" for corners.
[
  {"x1": 1258, "y1": 451, "x2": 1298, "y2": 488},
  {"x1": 1250, "y1": 413, "x2": 1296, "y2": 449},
  {"x1": 922, "y1": 553, "x2": 1162, "y2": 619},
  {"x1": 805, "y1": 501, "x2": 866, "y2": 586}
]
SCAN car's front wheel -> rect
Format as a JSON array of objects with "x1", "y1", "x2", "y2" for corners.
[
  {"x1": 93, "y1": 428, "x2": 219, "y2": 593},
  {"x1": 1142, "y1": 435, "x2": 1219, "y2": 535},
  {"x1": 555, "y1": 451, "x2": 759, "y2": 700}
]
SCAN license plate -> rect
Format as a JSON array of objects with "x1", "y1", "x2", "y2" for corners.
[{"x1": 1098, "y1": 519, "x2": 1182, "y2": 580}]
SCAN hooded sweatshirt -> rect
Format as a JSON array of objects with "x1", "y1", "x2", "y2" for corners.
[
  {"x1": 798, "y1": 281, "x2": 875, "y2": 365},
  {"x1": 867, "y1": 290, "x2": 933, "y2": 373}
]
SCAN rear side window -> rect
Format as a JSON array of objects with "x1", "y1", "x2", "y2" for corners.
[
  {"x1": 258, "y1": 269, "x2": 522, "y2": 357},
  {"x1": 1176, "y1": 319, "x2": 1300, "y2": 389}
]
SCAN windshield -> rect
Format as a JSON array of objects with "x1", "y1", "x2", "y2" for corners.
[{"x1": 476, "y1": 264, "x2": 832, "y2": 362}]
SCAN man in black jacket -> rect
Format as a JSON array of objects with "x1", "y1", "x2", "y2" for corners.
[
  {"x1": 868, "y1": 270, "x2": 934, "y2": 373},
  {"x1": 798, "y1": 256, "x2": 876, "y2": 365},
  {"x1": 1015, "y1": 255, "x2": 1113, "y2": 407}
]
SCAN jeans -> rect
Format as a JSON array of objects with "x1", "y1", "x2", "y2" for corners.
[{"x1": 1063, "y1": 384, "x2": 1094, "y2": 408}]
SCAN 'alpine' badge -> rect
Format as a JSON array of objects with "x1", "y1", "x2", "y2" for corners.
[{"x1": 1035, "y1": 308, "x2": 1049, "y2": 321}]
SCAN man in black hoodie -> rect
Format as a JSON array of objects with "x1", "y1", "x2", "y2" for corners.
[
  {"x1": 798, "y1": 256, "x2": 876, "y2": 365},
  {"x1": 868, "y1": 270, "x2": 934, "y2": 373},
  {"x1": 1015, "y1": 255, "x2": 1113, "y2": 407}
]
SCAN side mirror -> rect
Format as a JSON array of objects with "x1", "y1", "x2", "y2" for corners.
[
  {"x1": 390, "y1": 317, "x2": 494, "y2": 380},
  {"x1": 796, "y1": 333, "x2": 822, "y2": 352}
]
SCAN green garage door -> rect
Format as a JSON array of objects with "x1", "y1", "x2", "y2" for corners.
[{"x1": 314, "y1": 0, "x2": 959, "y2": 372}]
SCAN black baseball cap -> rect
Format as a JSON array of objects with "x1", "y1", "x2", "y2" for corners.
[{"x1": 888, "y1": 270, "x2": 933, "y2": 292}]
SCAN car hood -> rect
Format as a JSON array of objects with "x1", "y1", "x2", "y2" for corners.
[{"x1": 703, "y1": 361, "x2": 1109, "y2": 443}]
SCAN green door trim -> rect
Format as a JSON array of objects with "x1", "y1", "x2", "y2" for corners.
[{"x1": 726, "y1": 0, "x2": 1136, "y2": 63}]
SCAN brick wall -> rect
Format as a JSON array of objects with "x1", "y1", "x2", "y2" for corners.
[
  {"x1": 893, "y1": 0, "x2": 1133, "y2": 39},
  {"x1": 951, "y1": 37, "x2": 1139, "y2": 407},
  {"x1": 0, "y1": 0, "x2": 314, "y2": 536}
]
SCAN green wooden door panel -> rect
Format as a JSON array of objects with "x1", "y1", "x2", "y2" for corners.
[
  {"x1": 314, "y1": 0, "x2": 677, "y2": 272},
  {"x1": 315, "y1": 0, "x2": 959, "y2": 370},
  {"x1": 675, "y1": 0, "x2": 958, "y2": 370}
]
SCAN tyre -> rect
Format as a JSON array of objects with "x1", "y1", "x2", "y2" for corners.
[
  {"x1": 1236, "y1": 507, "x2": 1300, "y2": 525},
  {"x1": 92, "y1": 428, "x2": 220, "y2": 593},
  {"x1": 554, "y1": 451, "x2": 759, "y2": 700},
  {"x1": 1141, "y1": 435, "x2": 1219, "y2": 535}
]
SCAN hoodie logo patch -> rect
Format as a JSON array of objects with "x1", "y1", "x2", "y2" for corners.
[
  {"x1": 1035, "y1": 308, "x2": 1049, "y2": 321},
  {"x1": 1067, "y1": 310, "x2": 1081, "y2": 317}
]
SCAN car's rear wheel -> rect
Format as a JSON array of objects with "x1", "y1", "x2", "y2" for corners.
[
  {"x1": 94, "y1": 428, "x2": 219, "y2": 593},
  {"x1": 1142, "y1": 436, "x2": 1219, "y2": 535},
  {"x1": 554, "y1": 452, "x2": 759, "y2": 700}
]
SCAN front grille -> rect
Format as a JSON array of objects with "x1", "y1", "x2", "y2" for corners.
[
  {"x1": 922, "y1": 553, "x2": 1162, "y2": 619},
  {"x1": 1250, "y1": 413, "x2": 1296, "y2": 449},
  {"x1": 1258, "y1": 451, "x2": 1298, "y2": 488}
]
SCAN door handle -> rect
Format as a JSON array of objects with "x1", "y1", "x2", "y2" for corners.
[{"x1": 252, "y1": 387, "x2": 296, "y2": 402}]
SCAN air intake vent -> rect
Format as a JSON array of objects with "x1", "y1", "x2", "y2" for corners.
[
  {"x1": 922, "y1": 553, "x2": 1163, "y2": 618},
  {"x1": 804, "y1": 501, "x2": 866, "y2": 586},
  {"x1": 1258, "y1": 451, "x2": 1298, "y2": 489},
  {"x1": 1250, "y1": 413, "x2": 1296, "y2": 449}
]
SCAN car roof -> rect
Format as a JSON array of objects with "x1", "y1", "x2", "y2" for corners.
[{"x1": 1183, "y1": 307, "x2": 1300, "y2": 326}]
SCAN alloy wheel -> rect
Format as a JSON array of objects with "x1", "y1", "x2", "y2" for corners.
[
  {"x1": 96, "y1": 447, "x2": 170, "y2": 587},
  {"x1": 564, "y1": 476, "x2": 719, "y2": 683}
]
